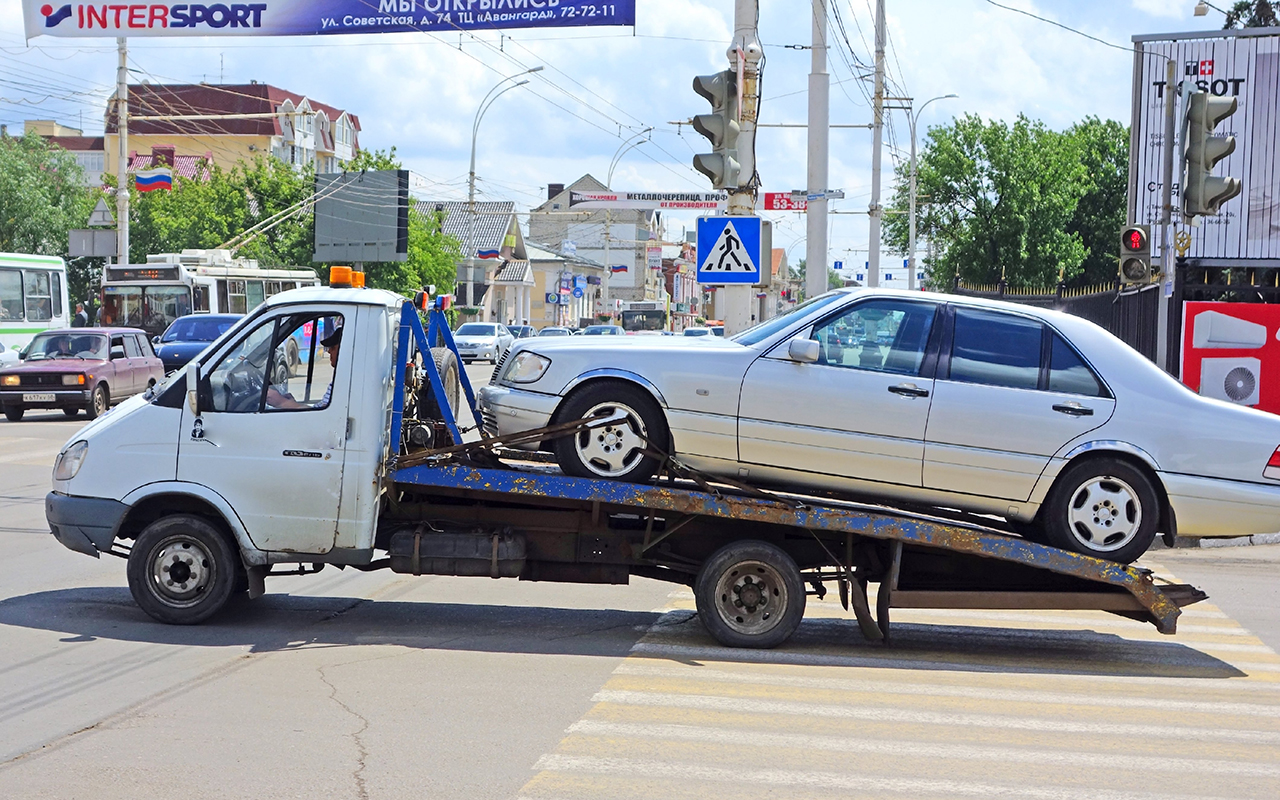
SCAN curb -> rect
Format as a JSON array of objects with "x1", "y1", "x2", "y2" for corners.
[{"x1": 1154, "y1": 532, "x2": 1280, "y2": 549}]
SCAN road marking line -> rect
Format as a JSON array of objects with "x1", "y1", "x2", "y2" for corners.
[
  {"x1": 609, "y1": 662, "x2": 1280, "y2": 717},
  {"x1": 0, "y1": 446, "x2": 62, "y2": 465},
  {"x1": 589, "y1": 689, "x2": 1280, "y2": 744},
  {"x1": 564, "y1": 718, "x2": 1280, "y2": 777},
  {"x1": 527, "y1": 754, "x2": 1240, "y2": 800}
]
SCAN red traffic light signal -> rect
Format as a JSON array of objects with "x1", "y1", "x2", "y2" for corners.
[{"x1": 1122, "y1": 227, "x2": 1148, "y2": 253}]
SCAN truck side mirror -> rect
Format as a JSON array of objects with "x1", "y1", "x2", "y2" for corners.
[
  {"x1": 185, "y1": 362, "x2": 200, "y2": 416},
  {"x1": 788, "y1": 338, "x2": 820, "y2": 363}
]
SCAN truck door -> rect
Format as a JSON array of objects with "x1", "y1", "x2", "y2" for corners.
[{"x1": 178, "y1": 306, "x2": 350, "y2": 554}]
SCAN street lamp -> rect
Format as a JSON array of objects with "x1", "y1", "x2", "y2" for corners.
[
  {"x1": 601, "y1": 127, "x2": 653, "y2": 319},
  {"x1": 908, "y1": 93, "x2": 958, "y2": 291},
  {"x1": 464, "y1": 66, "x2": 542, "y2": 318}
]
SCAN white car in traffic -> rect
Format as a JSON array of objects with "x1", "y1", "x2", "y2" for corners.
[
  {"x1": 478, "y1": 288, "x2": 1280, "y2": 563},
  {"x1": 453, "y1": 323, "x2": 514, "y2": 364}
]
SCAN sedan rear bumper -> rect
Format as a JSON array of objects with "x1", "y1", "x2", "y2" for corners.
[
  {"x1": 1161, "y1": 471, "x2": 1280, "y2": 537},
  {"x1": 477, "y1": 384, "x2": 560, "y2": 449}
]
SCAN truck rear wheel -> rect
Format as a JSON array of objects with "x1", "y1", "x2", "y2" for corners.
[
  {"x1": 695, "y1": 540, "x2": 806, "y2": 649},
  {"x1": 127, "y1": 515, "x2": 238, "y2": 624}
]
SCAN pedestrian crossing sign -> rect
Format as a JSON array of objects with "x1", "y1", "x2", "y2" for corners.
[{"x1": 697, "y1": 216, "x2": 763, "y2": 285}]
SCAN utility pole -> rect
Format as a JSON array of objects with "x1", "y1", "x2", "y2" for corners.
[
  {"x1": 866, "y1": 0, "x2": 886, "y2": 287},
  {"x1": 1156, "y1": 58, "x2": 1176, "y2": 373},
  {"x1": 805, "y1": 0, "x2": 830, "y2": 302},
  {"x1": 115, "y1": 37, "x2": 129, "y2": 266},
  {"x1": 722, "y1": 0, "x2": 762, "y2": 335}
]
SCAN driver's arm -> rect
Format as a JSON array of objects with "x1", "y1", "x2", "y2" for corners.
[{"x1": 266, "y1": 386, "x2": 306, "y2": 409}]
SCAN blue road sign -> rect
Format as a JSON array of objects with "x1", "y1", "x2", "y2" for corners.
[{"x1": 696, "y1": 216, "x2": 762, "y2": 284}]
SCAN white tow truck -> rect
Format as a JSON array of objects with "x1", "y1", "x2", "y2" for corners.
[{"x1": 44, "y1": 284, "x2": 1203, "y2": 648}]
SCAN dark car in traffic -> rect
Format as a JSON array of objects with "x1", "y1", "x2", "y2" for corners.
[
  {"x1": 153, "y1": 314, "x2": 242, "y2": 373},
  {"x1": 0, "y1": 328, "x2": 164, "y2": 421}
]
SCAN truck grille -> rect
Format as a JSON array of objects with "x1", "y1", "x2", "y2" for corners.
[{"x1": 481, "y1": 408, "x2": 499, "y2": 438}]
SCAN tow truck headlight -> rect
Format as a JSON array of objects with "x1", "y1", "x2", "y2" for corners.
[
  {"x1": 504, "y1": 352, "x2": 551, "y2": 384},
  {"x1": 54, "y1": 440, "x2": 89, "y2": 481},
  {"x1": 1, "y1": 375, "x2": 18, "y2": 386}
]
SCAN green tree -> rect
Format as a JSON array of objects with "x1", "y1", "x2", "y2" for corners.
[
  {"x1": 0, "y1": 132, "x2": 98, "y2": 301},
  {"x1": 791, "y1": 258, "x2": 842, "y2": 299},
  {"x1": 883, "y1": 114, "x2": 1090, "y2": 288},
  {"x1": 1065, "y1": 117, "x2": 1129, "y2": 286},
  {"x1": 1224, "y1": 0, "x2": 1278, "y2": 28},
  {"x1": 127, "y1": 156, "x2": 314, "y2": 267}
]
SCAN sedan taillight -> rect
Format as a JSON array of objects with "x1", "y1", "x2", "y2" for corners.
[{"x1": 1264, "y1": 447, "x2": 1280, "y2": 480}]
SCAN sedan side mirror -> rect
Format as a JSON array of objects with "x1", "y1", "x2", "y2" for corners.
[
  {"x1": 151, "y1": 336, "x2": 161, "y2": 346},
  {"x1": 788, "y1": 338, "x2": 820, "y2": 363},
  {"x1": 110, "y1": 346, "x2": 126, "y2": 360}
]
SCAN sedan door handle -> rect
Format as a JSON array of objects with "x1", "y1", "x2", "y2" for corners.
[
  {"x1": 888, "y1": 383, "x2": 930, "y2": 398},
  {"x1": 1052, "y1": 402, "x2": 1094, "y2": 417}
]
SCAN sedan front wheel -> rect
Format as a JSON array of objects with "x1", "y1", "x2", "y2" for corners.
[
  {"x1": 1043, "y1": 458, "x2": 1159, "y2": 564},
  {"x1": 553, "y1": 381, "x2": 667, "y2": 483}
]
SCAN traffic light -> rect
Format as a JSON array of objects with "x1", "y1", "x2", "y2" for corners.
[
  {"x1": 691, "y1": 70, "x2": 741, "y2": 189},
  {"x1": 1182, "y1": 92, "x2": 1242, "y2": 217},
  {"x1": 1119, "y1": 224, "x2": 1153, "y2": 285}
]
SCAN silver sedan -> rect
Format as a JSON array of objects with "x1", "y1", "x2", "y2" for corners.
[{"x1": 479, "y1": 288, "x2": 1280, "y2": 563}]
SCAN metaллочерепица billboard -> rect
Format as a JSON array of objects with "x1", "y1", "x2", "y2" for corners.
[{"x1": 22, "y1": 0, "x2": 634, "y2": 39}]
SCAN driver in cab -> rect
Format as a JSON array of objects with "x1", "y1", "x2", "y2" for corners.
[{"x1": 266, "y1": 326, "x2": 340, "y2": 410}]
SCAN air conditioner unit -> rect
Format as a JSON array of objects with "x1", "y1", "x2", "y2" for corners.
[
  {"x1": 1200, "y1": 357, "x2": 1261, "y2": 406},
  {"x1": 1192, "y1": 310, "x2": 1266, "y2": 349}
]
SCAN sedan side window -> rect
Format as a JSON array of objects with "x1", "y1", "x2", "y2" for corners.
[
  {"x1": 949, "y1": 308, "x2": 1042, "y2": 390},
  {"x1": 810, "y1": 300, "x2": 936, "y2": 375},
  {"x1": 122, "y1": 335, "x2": 141, "y2": 358},
  {"x1": 1048, "y1": 332, "x2": 1105, "y2": 397}
]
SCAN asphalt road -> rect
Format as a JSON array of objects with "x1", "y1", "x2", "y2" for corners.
[{"x1": 2, "y1": 368, "x2": 1279, "y2": 799}]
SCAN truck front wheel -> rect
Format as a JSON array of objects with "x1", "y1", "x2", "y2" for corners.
[
  {"x1": 695, "y1": 540, "x2": 806, "y2": 649},
  {"x1": 127, "y1": 515, "x2": 238, "y2": 624}
]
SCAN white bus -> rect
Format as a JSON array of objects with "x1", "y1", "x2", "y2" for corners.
[
  {"x1": 0, "y1": 253, "x2": 71, "y2": 364},
  {"x1": 99, "y1": 249, "x2": 320, "y2": 337}
]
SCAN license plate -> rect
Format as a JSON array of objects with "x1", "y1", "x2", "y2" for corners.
[{"x1": 23, "y1": 393, "x2": 56, "y2": 403}]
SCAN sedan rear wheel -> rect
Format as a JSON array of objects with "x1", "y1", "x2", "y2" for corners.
[{"x1": 1043, "y1": 458, "x2": 1158, "y2": 564}]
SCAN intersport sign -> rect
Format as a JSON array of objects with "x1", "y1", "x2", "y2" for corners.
[{"x1": 22, "y1": 0, "x2": 635, "y2": 38}]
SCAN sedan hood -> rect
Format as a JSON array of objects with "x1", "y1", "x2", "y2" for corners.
[
  {"x1": 454, "y1": 335, "x2": 499, "y2": 345},
  {"x1": 517, "y1": 335, "x2": 742, "y2": 355},
  {"x1": 0, "y1": 358, "x2": 106, "y2": 374}
]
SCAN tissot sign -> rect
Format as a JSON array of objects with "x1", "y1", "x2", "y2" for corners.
[
  {"x1": 23, "y1": 0, "x2": 634, "y2": 37},
  {"x1": 1131, "y1": 30, "x2": 1280, "y2": 261}
]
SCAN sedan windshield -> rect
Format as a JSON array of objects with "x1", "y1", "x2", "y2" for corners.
[
  {"x1": 25, "y1": 332, "x2": 108, "y2": 361},
  {"x1": 732, "y1": 292, "x2": 849, "y2": 346},
  {"x1": 162, "y1": 316, "x2": 238, "y2": 343},
  {"x1": 583, "y1": 326, "x2": 619, "y2": 335},
  {"x1": 539, "y1": 328, "x2": 570, "y2": 336},
  {"x1": 457, "y1": 323, "x2": 497, "y2": 336}
]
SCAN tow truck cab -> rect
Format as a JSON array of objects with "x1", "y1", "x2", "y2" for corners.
[{"x1": 47, "y1": 287, "x2": 402, "y2": 568}]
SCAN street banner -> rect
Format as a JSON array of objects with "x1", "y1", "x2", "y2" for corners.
[
  {"x1": 1131, "y1": 30, "x2": 1280, "y2": 260},
  {"x1": 23, "y1": 0, "x2": 635, "y2": 39},
  {"x1": 762, "y1": 192, "x2": 806, "y2": 211},
  {"x1": 569, "y1": 190, "x2": 727, "y2": 211}
]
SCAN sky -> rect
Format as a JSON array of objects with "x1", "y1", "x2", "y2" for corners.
[{"x1": 0, "y1": 0, "x2": 1236, "y2": 268}]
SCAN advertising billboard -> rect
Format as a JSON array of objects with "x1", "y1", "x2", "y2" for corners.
[
  {"x1": 1131, "y1": 30, "x2": 1280, "y2": 261},
  {"x1": 23, "y1": 0, "x2": 635, "y2": 39},
  {"x1": 1181, "y1": 300, "x2": 1280, "y2": 415},
  {"x1": 313, "y1": 169, "x2": 408, "y2": 263}
]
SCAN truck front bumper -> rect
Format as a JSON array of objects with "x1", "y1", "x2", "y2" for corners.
[
  {"x1": 476, "y1": 384, "x2": 560, "y2": 449},
  {"x1": 46, "y1": 492, "x2": 128, "y2": 558}
]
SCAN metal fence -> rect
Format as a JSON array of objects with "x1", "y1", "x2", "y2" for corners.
[{"x1": 951, "y1": 278, "x2": 1163, "y2": 362}]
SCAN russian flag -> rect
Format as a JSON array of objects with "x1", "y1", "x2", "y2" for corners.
[
  {"x1": 476, "y1": 248, "x2": 500, "y2": 260},
  {"x1": 610, "y1": 264, "x2": 628, "y2": 273},
  {"x1": 135, "y1": 168, "x2": 172, "y2": 192}
]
